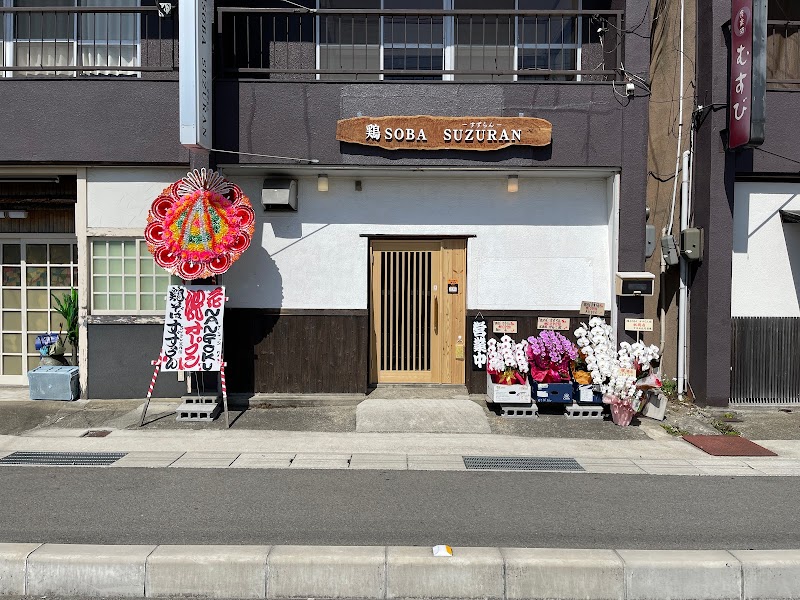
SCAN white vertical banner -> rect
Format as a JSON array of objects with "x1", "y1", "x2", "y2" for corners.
[
  {"x1": 160, "y1": 285, "x2": 226, "y2": 372},
  {"x1": 179, "y1": 0, "x2": 212, "y2": 149}
]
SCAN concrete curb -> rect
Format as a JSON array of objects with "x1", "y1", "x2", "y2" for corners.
[{"x1": 2, "y1": 543, "x2": 800, "y2": 599}]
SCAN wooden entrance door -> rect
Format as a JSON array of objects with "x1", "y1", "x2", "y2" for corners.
[{"x1": 369, "y1": 239, "x2": 466, "y2": 385}]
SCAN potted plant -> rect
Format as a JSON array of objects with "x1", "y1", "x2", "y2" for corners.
[
  {"x1": 525, "y1": 330, "x2": 578, "y2": 403},
  {"x1": 574, "y1": 318, "x2": 662, "y2": 426},
  {"x1": 51, "y1": 288, "x2": 78, "y2": 366},
  {"x1": 485, "y1": 336, "x2": 531, "y2": 404}
]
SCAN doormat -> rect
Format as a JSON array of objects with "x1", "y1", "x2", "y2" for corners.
[{"x1": 682, "y1": 435, "x2": 777, "y2": 456}]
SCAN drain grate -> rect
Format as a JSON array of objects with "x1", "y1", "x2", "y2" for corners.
[
  {"x1": 81, "y1": 430, "x2": 111, "y2": 438},
  {"x1": 463, "y1": 456, "x2": 585, "y2": 472},
  {"x1": 0, "y1": 451, "x2": 127, "y2": 466}
]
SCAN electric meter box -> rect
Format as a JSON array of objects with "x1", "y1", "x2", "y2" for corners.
[
  {"x1": 681, "y1": 227, "x2": 704, "y2": 262},
  {"x1": 615, "y1": 272, "x2": 655, "y2": 297}
]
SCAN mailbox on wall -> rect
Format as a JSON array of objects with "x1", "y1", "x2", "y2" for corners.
[{"x1": 615, "y1": 272, "x2": 655, "y2": 297}]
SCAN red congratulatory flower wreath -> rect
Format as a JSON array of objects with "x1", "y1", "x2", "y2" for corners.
[{"x1": 145, "y1": 169, "x2": 256, "y2": 280}]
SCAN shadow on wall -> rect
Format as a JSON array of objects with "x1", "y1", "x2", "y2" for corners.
[
  {"x1": 785, "y1": 224, "x2": 800, "y2": 308},
  {"x1": 224, "y1": 237, "x2": 284, "y2": 393}
]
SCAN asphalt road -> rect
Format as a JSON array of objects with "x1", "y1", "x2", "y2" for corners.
[{"x1": 1, "y1": 467, "x2": 798, "y2": 549}]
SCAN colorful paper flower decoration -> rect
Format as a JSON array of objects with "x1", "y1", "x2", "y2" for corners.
[{"x1": 145, "y1": 169, "x2": 255, "y2": 280}]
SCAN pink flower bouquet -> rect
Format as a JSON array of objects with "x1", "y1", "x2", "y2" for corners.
[{"x1": 526, "y1": 330, "x2": 578, "y2": 383}]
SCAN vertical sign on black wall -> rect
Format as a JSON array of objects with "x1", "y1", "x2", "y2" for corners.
[
  {"x1": 729, "y1": 0, "x2": 767, "y2": 149},
  {"x1": 472, "y1": 316, "x2": 487, "y2": 371}
]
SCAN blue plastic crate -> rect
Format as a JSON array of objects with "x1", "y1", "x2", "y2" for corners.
[
  {"x1": 27, "y1": 365, "x2": 80, "y2": 401},
  {"x1": 576, "y1": 385, "x2": 604, "y2": 404},
  {"x1": 531, "y1": 381, "x2": 575, "y2": 403}
]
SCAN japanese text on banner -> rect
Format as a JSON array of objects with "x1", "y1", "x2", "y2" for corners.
[{"x1": 160, "y1": 285, "x2": 225, "y2": 372}]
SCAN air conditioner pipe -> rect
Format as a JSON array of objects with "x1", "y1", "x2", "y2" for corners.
[{"x1": 677, "y1": 149, "x2": 690, "y2": 397}]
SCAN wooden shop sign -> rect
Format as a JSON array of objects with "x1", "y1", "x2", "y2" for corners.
[
  {"x1": 537, "y1": 317, "x2": 570, "y2": 331},
  {"x1": 336, "y1": 115, "x2": 552, "y2": 151}
]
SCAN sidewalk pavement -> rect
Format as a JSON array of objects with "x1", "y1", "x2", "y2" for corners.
[
  {"x1": 2, "y1": 542, "x2": 800, "y2": 599},
  {"x1": 2, "y1": 426, "x2": 800, "y2": 475},
  {"x1": 2, "y1": 397, "x2": 800, "y2": 475}
]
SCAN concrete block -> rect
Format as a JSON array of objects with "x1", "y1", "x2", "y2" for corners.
[
  {"x1": 146, "y1": 545, "x2": 269, "y2": 599},
  {"x1": 730, "y1": 550, "x2": 800, "y2": 600},
  {"x1": 387, "y1": 546, "x2": 503, "y2": 600},
  {"x1": 27, "y1": 543, "x2": 155, "y2": 597},
  {"x1": 619, "y1": 550, "x2": 741, "y2": 600},
  {"x1": 268, "y1": 545, "x2": 384, "y2": 599},
  {"x1": 0, "y1": 543, "x2": 40, "y2": 595},
  {"x1": 503, "y1": 548, "x2": 624, "y2": 600}
]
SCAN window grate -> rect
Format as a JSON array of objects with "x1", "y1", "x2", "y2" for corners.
[
  {"x1": 0, "y1": 451, "x2": 126, "y2": 466},
  {"x1": 463, "y1": 456, "x2": 584, "y2": 471}
]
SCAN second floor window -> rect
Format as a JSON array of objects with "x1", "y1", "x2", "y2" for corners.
[
  {"x1": 1, "y1": 0, "x2": 140, "y2": 76},
  {"x1": 317, "y1": 0, "x2": 582, "y2": 81}
]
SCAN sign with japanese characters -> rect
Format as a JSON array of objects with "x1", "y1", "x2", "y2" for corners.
[
  {"x1": 492, "y1": 320, "x2": 518, "y2": 334},
  {"x1": 471, "y1": 318, "x2": 487, "y2": 371},
  {"x1": 624, "y1": 318, "x2": 654, "y2": 332},
  {"x1": 728, "y1": 0, "x2": 766, "y2": 149},
  {"x1": 580, "y1": 301, "x2": 606, "y2": 316},
  {"x1": 336, "y1": 116, "x2": 552, "y2": 151},
  {"x1": 537, "y1": 317, "x2": 570, "y2": 331},
  {"x1": 160, "y1": 285, "x2": 226, "y2": 372}
]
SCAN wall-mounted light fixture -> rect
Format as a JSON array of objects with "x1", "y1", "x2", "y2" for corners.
[
  {"x1": 0, "y1": 177, "x2": 59, "y2": 183},
  {"x1": 317, "y1": 174, "x2": 329, "y2": 192},
  {"x1": 507, "y1": 175, "x2": 519, "y2": 193}
]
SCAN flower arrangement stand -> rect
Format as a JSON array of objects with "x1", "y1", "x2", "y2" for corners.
[
  {"x1": 485, "y1": 373, "x2": 531, "y2": 404},
  {"x1": 498, "y1": 403, "x2": 539, "y2": 419},
  {"x1": 564, "y1": 403, "x2": 604, "y2": 419},
  {"x1": 532, "y1": 381, "x2": 575, "y2": 403}
]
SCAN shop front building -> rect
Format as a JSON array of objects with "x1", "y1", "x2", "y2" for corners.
[
  {"x1": 1, "y1": 0, "x2": 650, "y2": 399},
  {"x1": 688, "y1": 0, "x2": 800, "y2": 406}
]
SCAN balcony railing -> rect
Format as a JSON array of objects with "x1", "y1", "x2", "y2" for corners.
[
  {"x1": 767, "y1": 20, "x2": 800, "y2": 89},
  {"x1": 0, "y1": 5, "x2": 177, "y2": 77},
  {"x1": 217, "y1": 8, "x2": 624, "y2": 82}
]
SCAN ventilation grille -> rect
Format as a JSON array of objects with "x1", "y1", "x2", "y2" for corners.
[
  {"x1": 0, "y1": 452, "x2": 127, "y2": 466},
  {"x1": 463, "y1": 456, "x2": 585, "y2": 472}
]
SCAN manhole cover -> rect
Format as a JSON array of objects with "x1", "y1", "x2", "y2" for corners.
[
  {"x1": 81, "y1": 430, "x2": 111, "y2": 438},
  {"x1": 463, "y1": 456, "x2": 584, "y2": 472},
  {"x1": 0, "y1": 452, "x2": 127, "y2": 466}
]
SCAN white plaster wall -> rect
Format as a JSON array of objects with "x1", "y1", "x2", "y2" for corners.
[
  {"x1": 224, "y1": 175, "x2": 612, "y2": 311},
  {"x1": 86, "y1": 167, "x2": 189, "y2": 229},
  {"x1": 732, "y1": 182, "x2": 800, "y2": 317}
]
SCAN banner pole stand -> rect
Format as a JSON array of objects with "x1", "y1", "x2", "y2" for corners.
[
  {"x1": 140, "y1": 353, "x2": 163, "y2": 427},
  {"x1": 220, "y1": 360, "x2": 230, "y2": 428}
]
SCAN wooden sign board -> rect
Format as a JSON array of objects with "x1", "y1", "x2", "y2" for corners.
[
  {"x1": 336, "y1": 115, "x2": 552, "y2": 151},
  {"x1": 580, "y1": 301, "x2": 606, "y2": 316},
  {"x1": 537, "y1": 317, "x2": 570, "y2": 331},
  {"x1": 492, "y1": 320, "x2": 518, "y2": 334},
  {"x1": 625, "y1": 318, "x2": 654, "y2": 332}
]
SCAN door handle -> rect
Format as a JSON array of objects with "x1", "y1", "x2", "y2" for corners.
[{"x1": 434, "y1": 295, "x2": 438, "y2": 334}]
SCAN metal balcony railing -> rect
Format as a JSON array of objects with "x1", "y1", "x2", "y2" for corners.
[
  {"x1": 217, "y1": 7, "x2": 624, "y2": 82},
  {"x1": 767, "y1": 20, "x2": 800, "y2": 89},
  {"x1": 0, "y1": 5, "x2": 177, "y2": 77}
]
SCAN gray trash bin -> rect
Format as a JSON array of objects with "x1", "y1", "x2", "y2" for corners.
[{"x1": 27, "y1": 366, "x2": 80, "y2": 401}]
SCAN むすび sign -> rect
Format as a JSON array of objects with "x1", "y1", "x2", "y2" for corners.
[
  {"x1": 728, "y1": 0, "x2": 766, "y2": 149},
  {"x1": 161, "y1": 285, "x2": 226, "y2": 372}
]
